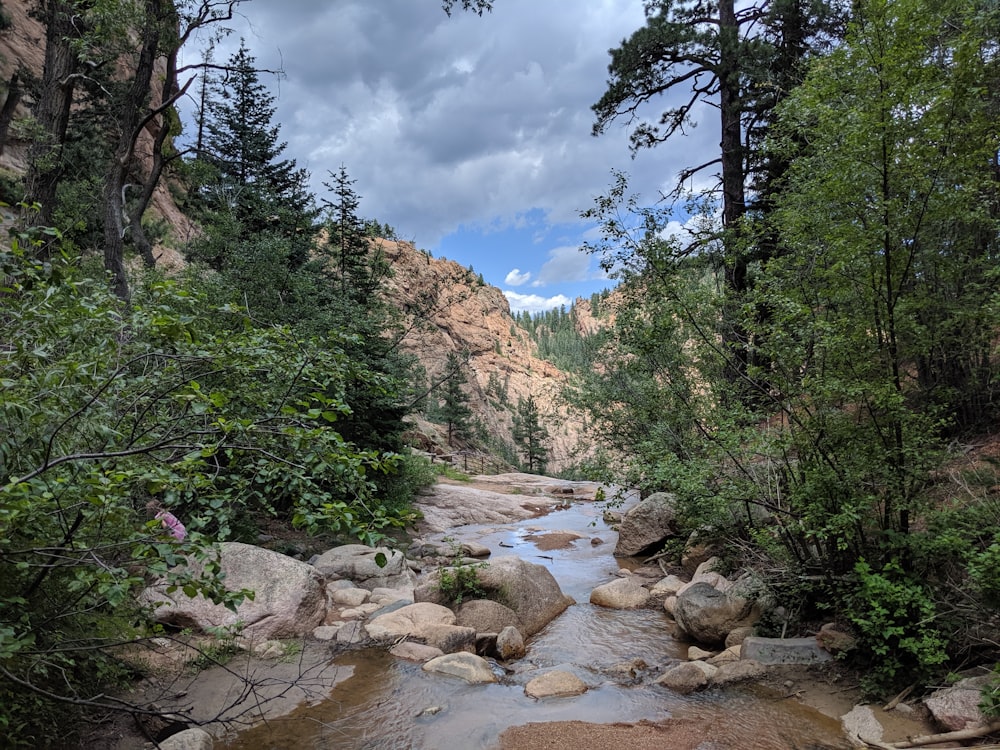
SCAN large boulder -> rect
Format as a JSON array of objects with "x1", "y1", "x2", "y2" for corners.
[
  {"x1": 422, "y1": 652, "x2": 497, "y2": 684},
  {"x1": 141, "y1": 542, "x2": 326, "y2": 640},
  {"x1": 473, "y1": 556, "x2": 574, "y2": 636},
  {"x1": 614, "y1": 492, "x2": 680, "y2": 557},
  {"x1": 312, "y1": 545, "x2": 414, "y2": 590},
  {"x1": 655, "y1": 660, "x2": 718, "y2": 694},
  {"x1": 589, "y1": 577, "x2": 652, "y2": 609},
  {"x1": 673, "y1": 582, "x2": 759, "y2": 646},
  {"x1": 924, "y1": 675, "x2": 993, "y2": 731},
  {"x1": 456, "y1": 599, "x2": 526, "y2": 634},
  {"x1": 364, "y1": 602, "x2": 456, "y2": 642}
]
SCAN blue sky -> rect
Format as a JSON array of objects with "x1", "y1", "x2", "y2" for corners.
[{"x1": 183, "y1": 0, "x2": 719, "y2": 313}]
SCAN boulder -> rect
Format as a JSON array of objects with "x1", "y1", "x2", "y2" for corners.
[
  {"x1": 335, "y1": 620, "x2": 367, "y2": 646},
  {"x1": 614, "y1": 492, "x2": 679, "y2": 557},
  {"x1": 416, "y1": 556, "x2": 573, "y2": 637},
  {"x1": 924, "y1": 675, "x2": 993, "y2": 731},
  {"x1": 141, "y1": 542, "x2": 326, "y2": 640},
  {"x1": 524, "y1": 670, "x2": 588, "y2": 698},
  {"x1": 159, "y1": 729, "x2": 213, "y2": 750},
  {"x1": 364, "y1": 602, "x2": 456, "y2": 642},
  {"x1": 673, "y1": 582, "x2": 759, "y2": 646},
  {"x1": 816, "y1": 623, "x2": 857, "y2": 655},
  {"x1": 456, "y1": 599, "x2": 525, "y2": 634},
  {"x1": 709, "y1": 659, "x2": 766, "y2": 686},
  {"x1": 390, "y1": 641, "x2": 445, "y2": 663},
  {"x1": 422, "y1": 652, "x2": 497, "y2": 684},
  {"x1": 329, "y1": 586, "x2": 370, "y2": 607},
  {"x1": 655, "y1": 661, "x2": 718, "y2": 694},
  {"x1": 495, "y1": 625, "x2": 526, "y2": 661},
  {"x1": 740, "y1": 636, "x2": 831, "y2": 665},
  {"x1": 420, "y1": 623, "x2": 477, "y2": 653},
  {"x1": 312, "y1": 545, "x2": 414, "y2": 590},
  {"x1": 589, "y1": 577, "x2": 652, "y2": 609},
  {"x1": 841, "y1": 705, "x2": 885, "y2": 746}
]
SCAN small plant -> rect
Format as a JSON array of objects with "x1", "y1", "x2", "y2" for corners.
[
  {"x1": 981, "y1": 664, "x2": 1000, "y2": 720},
  {"x1": 435, "y1": 537, "x2": 488, "y2": 606}
]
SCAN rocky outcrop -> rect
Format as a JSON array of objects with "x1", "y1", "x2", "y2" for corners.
[
  {"x1": 141, "y1": 543, "x2": 326, "y2": 640},
  {"x1": 614, "y1": 492, "x2": 679, "y2": 557}
]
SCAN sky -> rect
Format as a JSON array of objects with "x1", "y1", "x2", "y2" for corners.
[{"x1": 183, "y1": 0, "x2": 719, "y2": 314}]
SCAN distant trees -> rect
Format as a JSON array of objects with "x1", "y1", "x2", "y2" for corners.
[{"x1": 438, "y1": 351, "x2": 474, "y2": 447}]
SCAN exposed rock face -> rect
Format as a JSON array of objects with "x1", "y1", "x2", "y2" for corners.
[
  {"x1": 673, "y1": 582, "x2": 759, "y2": 646},
  {"x1": 141, "y1": 543, "x2": 326, "y2": 640},
  {"x1": 614, "y1": 492, "x2": 680, "y2": 557}
]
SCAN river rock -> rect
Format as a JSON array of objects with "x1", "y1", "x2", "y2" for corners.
[
  {"x1": 141, "y1": 542, "x2": 326, "y2": 640},
  {"x1": 457, "y1": 599, "x2": 526, "y2": 634},
  {"x1": 673, "y1": 582, "x2": 759, "y2": 646},
  {"x1": 474, "y1": 556, "x2": 575, "y2": 636},
  {"x1": 524, "y1": 670, "x2": 587, "y2": 698},
  {"x1": 589, "y1": 577, "x2": 652, "y2": 609},
  {"x1": 390, "y1": 641, "x2": 445, "y2": 662},
  {"x1": 614, "y1": 492, "x2": 679, "y2": 557},
  {"x1": 496, "y1": 625, "x2": 526, "y2": 660},
  {"x1": 312, "y1": 545, "x2": 414, "y2": 590},
  {"x1": 159, "y1": 728, "x2": 213, "y2": 750},
  {"x1": 709, "y1": 659, "x2": 766, "y2": 686},
  {"x1": 364, "y1": 602, "x2": 456, "y2": 642},
  {"x1": 741, "y1": 636, "x2": 831, "y2": 665},
  {"x1": 421, "y1": 623, "x2": 477, "y2": 653},
  {"x1": 841, "y1": 705, "x2": 884, "y2": 746},
  {"x1": 335, "y1": 620, "x2": 367, "y2": 645},
  {"x1": 924, "y1": 674, "x2": 993, "y2": 731},
  {"x1": 656, "y1": 660, "x2": 718, "y2": 694},
  {"x1": 422, "y1": 652, "x2": 497, "y2": 683},
  {"x1": 329, "y1": 586, "x2": 370, "y2": 607}
]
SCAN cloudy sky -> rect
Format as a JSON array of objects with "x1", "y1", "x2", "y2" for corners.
[{"x1": 185, "y1": 0, "x2": 717, "y2": 313}]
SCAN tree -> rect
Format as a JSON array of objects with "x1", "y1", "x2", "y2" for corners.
[
  {"x1": 512, "y1": 395, "x2": 549, "y2": 474},
  {"x1": 439, "y1": 351, "x2": 474, "y2": 447}
]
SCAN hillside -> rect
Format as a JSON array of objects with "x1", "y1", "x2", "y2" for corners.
[{"x1": 382, "y1": 239, "x2": 587, "y2": 472}]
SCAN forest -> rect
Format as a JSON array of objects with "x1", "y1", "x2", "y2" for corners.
[{"x1": 0, "y1": 0, "x2": 998, "y2": 745}]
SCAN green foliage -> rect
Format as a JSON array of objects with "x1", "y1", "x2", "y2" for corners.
[
  {"x1": 981, "y1": 665, "x2": 1000, "y2": 720},
  {"x1": 435, "y1": 539, "x2": 487, "y2": 606},
  {"x1": 437, "y1": 351, "x2": 474, "y2": 447},
  {"x1": 512, "y1": 394, "x2": 549, "y2": 474},
  {"x1": 847, "y1": 561, "x2": 947, "y2": 695}
]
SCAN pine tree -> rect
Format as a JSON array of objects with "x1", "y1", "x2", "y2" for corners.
[
  {"x1": 512, "y1": 395, "x2": 549, "y2": 474},
  {"x1": 439, "y1": 351, "x2": 473, "y2": 447}
]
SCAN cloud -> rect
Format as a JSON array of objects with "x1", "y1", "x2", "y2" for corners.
[
  {"x1": 505, "y1": 268, "x2": 531, "y2": 286},
  {"x1": 535, "y1": 245, "x2": 593, "y2": 286},
  {"x1": 504, "y1": 290, "x2": 572, "y2": 314}
]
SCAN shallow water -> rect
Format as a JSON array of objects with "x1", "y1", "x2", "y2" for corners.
[{"x1": 219, "y1": 497, "x2": 852, "y2": 750}]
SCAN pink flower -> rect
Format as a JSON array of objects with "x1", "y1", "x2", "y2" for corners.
[{"x1": 155, "y1": 510, "x2": 187, "y2": 541}]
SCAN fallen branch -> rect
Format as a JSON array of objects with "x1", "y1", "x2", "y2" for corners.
[
  {"x1": 883, "y1": 683, "x2": 916, "y2": 711},
  {"x1": 890, "y1": 720, "x2": 1000, "y2": 748}
]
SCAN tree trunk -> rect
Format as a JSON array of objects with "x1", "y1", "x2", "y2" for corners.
[{"x1": 23, "y1": 0, "x2": 78, "y2": 234}]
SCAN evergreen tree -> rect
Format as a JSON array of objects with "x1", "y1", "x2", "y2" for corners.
[
  {"x1": 439, "y1": 351, "x2": 474, "y2": 447},
  {"x1": 512, "y1": 394, "x2": 549, "y2": 474}
]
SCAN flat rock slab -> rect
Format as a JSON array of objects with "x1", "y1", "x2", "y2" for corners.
[
  {"x1": 524, "y1": 670, "x2": 587, "y2": 699},
  {"x1": 414, "y1": 483, "x2": 555, "y2": 533},
  {"x1": 741, "y1": 636, "x2": 832, "y2": 665}
]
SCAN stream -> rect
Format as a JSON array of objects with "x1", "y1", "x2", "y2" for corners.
[{"x1": 215, "y1": 489, "x2": 853, "y2": 749}]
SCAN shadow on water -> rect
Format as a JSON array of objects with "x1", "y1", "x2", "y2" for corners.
[{"x1": 219, "y1": 498, "x2": 853, "y2": 750}]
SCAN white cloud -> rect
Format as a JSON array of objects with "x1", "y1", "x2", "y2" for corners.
[
  {"x1": 504, "y1": 291, "x2": 572, "y2": 314},
  {"x1": 535, "y1": 245, "x2": 593, "y2": 286},
  {"x1": 505, "y1": 268, "x2": 531, "y2": 286}
]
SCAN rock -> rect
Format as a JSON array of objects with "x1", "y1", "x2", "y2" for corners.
[
  {"x1": 924, "y1": 675, "x2": 993, "y2": 731},
  {"x1": 141, "y1": 542, "x2": 326, "y2": 640},
  {"x1": 707, "y1": 645, "x2": 741, "y2": 665},
  {"x1": 681, "y1": 539, "x2": 719, "y2": 574},
  {"x1": 329, "y1": 586, "x2": 370, "y2": 607},
  {"x1": 649, "y1": 575, "x2": 686, "y2": 602},
  {"x1": 370, "y1": 586, "x2": 414, "y2": 605},
  {"x1": 524, "y1": 670, "x2": 587, "y2": 698},
  {"x1": 312, "y1": 625, "x2": 340, "y2": 641},
  {"x1": 709, "y1": 659, "x2": 766, "y2": 686},
  {"x1": 673, "y1": 582, "x2": 759, "y2": 646},
  {"x1": 614, "y1": 492, "x2": 679, "y2": 557},
  {"x1": 589, "y1": 577, "x2": 652, "y2": 609},
  {"x1": 390, "y1": 641, "x2": 445, "y2": 662},
  {"x1": 841, "y1": 705, "x2": 884, "y2": 746},
  {"x1": 422, "y1": 652, "x2": 497, "y2": 684},
  {"x1": 816, "y1": 623, "x2": 857, "y2": 655},
  {"x1": 656, "y1": 661, "x2": 718, "y2": 694},
  {"x1": 416, "y1": 556, "x2": 573, "y2": 637},
  {"x1": 365, "y1": 602, "x2": 456, "y2": 642},
  {"x1": 456, "y1": 599, "x2": 525, "y2": 634},
  {"x1": 687, "y1": 646, "x2": 715, "y2": 661},
  {"x1": 159, "y1": 728, "x2": 213, "y2": 750},
  {"x1": 335, "y1": 620, "x2": 367, "y2": 645},
  {"x1": 414, "y1": 483, "x2": 551, "y2": 533},
  {"x1": 421, "y1": 623, "x2": 477, "y2": 653},
  {"x1": 312, "y1": 545, "x2": 414, "y2": 590},
  {"x1": 251, "y1": 640, "x2": 287, "y2": 659},
  {"x1": 461, "y1": 542, "x2": 492, "y2": 558},
  {"x1": 495, "y1": 625, "x2": 526, "y2": 660},
  {"x1": 741, "y1": 636, "x2": 832, "y2": 665},
  {"x1": 725, "y1": 626, "x2": 754, "y2": 648},
  {"x1": 604, "y1": 658, "x2": 649, "y2": 681}
]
